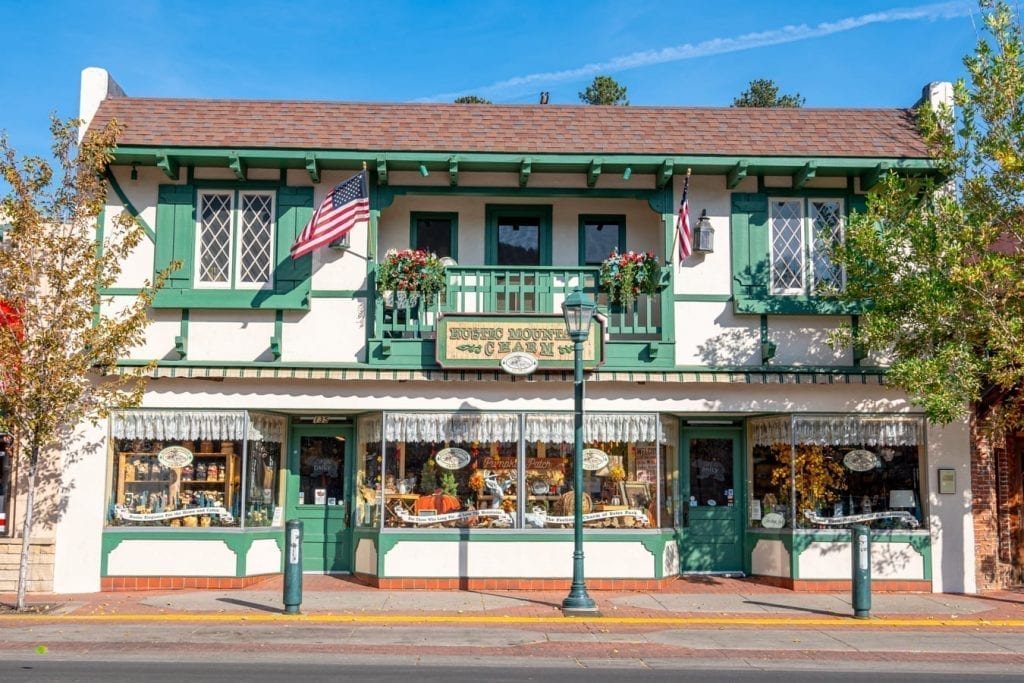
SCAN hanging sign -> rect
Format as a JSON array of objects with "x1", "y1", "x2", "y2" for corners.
[
  {"x1": 157, "y1": 446, "x2": 193, "y2": 468},
  {"x1": 435, "y1": 447, "x2": 471, "y2": 470},
  {"x1": 843, "y1": 449, "x2": 879, "y2": 472},
  {"x1": 581, "y1": 448, "x2": 610, "y2": 471},
  {"x1": 500, "y1": 351, "x2": 539, "y2": 376}
]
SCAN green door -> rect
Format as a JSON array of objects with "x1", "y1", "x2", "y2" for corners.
[
  {"x1": 287, "y1": 426, "x2": 352, "y2": 573},
  {"x1": 680, "y1": 429, "x2": 744, "y2": 573}
]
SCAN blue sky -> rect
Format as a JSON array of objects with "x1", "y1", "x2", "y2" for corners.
[{"x1": 0, "y1": 0, "x2": 985, "y2": 162}]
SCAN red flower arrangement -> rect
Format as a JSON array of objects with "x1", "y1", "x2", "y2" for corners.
[{"x1": 598, "y1": 250, "x2": 661, "y2": 307}]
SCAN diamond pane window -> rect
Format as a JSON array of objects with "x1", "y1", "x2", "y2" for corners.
[
  {"x1": 769, "y1": 200, "x2": 804, "y2": 294},
  {"x1": 238, "y1": 193, "x2": 274, "y2": 286},
  {"x1": 811, "y1": 200, "x2": 844, "y2": 291},
  {"x1": 198, "y1": 193, "x2": 233, "y2": 284}
]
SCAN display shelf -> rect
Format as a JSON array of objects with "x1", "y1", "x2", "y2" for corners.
[{"x1": 116, "y1": 449, "x2": 239, "y2": 517}]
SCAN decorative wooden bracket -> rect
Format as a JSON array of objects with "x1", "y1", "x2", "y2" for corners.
[
  {"x1": 376, "y1": 156, "x2": 389, "y2": 186},
  {"x1": 228, "y1": 153, "x2": 247, "y2": 181},
  {"x1": 727, "y1": 161, "x2": 748, "y2": 189},
  {"x1": 656, "y1": 159, "x2": 674, "y2": 189},
  {"x1": 587, "y1": 159, "x2": 602, "y2": 188},
  {"x1": 449, "y1": 156, "x2": 459, "y2": 187},
  {"x1": 156, "y1": 151, "x2": 179, "y2": 180},
  {"x1": 270, "y1": 336, "x2": 281, "y2": 360},
  {"x1": 860, "y1": 162, "x2": 892, "y2": 191},
  {"x1": 174, "y1": 335, "x2": 187, "y2": 358},
  {"x1": 305, "y1": 154, "x2": 320, "y2": 183},
  {"x1": 519, "y1": 158, "x2": 532, "y2": 187},
  {"x1": 792, "y1": 161, "x2": 816, "y2": 189}
]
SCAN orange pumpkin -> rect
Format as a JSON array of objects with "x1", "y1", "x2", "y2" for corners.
[{"x1": 415, "y1": 493, "x2": 461, "y2": 514}]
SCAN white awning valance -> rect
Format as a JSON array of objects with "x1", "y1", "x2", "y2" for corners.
[
  {"x1": 380, "y1": 412, "x2": 659, "y2": 444},
  {"x1": 111, "y1": 410, "x2": 286, "y2": 442},
  {"x1": 750, "y1": 415, "x2": 924, "y2": 447}
]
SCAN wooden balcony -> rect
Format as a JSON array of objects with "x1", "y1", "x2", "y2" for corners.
[{"x1": 370, "y1": 265, "x2": 671, "y2": 369}]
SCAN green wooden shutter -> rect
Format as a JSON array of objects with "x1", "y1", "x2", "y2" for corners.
[
  {"x1": 155, "y1": 184, "x2": 195, "y2": 288},
  {"x1": 730, "y1": 192, "x2": 768, "y2": 311},
  {"x1": 274, "y1": 186, "x2": 314, "y2": 295}
]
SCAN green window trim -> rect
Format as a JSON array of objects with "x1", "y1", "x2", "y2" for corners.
[
  {"x1": 484, "y1": 204, "x2": 552, "y2": 266},
  {"x1": 730, "y1": 191, "x2": 866, "y2": 316},
  {"x1": 410, "y1": 211, "x2": 458, "y2": 261},
  {"x1": 578, "y1": 214, "x2": 627, "y2": 265},
  {"x1": 153, "y1": 184, "x2": 313, "y2": 310}
]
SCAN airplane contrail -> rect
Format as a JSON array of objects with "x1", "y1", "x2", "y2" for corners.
[{"x1": 424, "y1": 1, "x2": 974, "y2": 102}]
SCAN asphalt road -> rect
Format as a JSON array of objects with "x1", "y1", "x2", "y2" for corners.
[{"x1": 0, "y1": 660, "x2": 1021, "y2": 682}]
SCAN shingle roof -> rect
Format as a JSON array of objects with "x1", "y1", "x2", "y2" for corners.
[{"x1": 93, "y1": 97, "x2": 930, "y2": 159}]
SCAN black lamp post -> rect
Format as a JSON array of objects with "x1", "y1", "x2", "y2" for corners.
[{"x1": 561, "y1": 287, "x2": 598, "y2": 613}]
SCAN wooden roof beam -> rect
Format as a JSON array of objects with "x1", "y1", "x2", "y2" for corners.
[
  {"x1": 727, "y1": 161, "x2": 748, "y2": 189},
  {"x1": 305, "y1": 154, "x2": 320, "y2": 183},
  {"x1": 792, "y1": 161, "x2": 816, "y2": 189},
  {"x1": 155, "y1": 151, "x2": 179, "y2": 180},
  {"x1": 449, "y1": 156, "x2": 459, "y2": 187},
  {"x1": 656, "y1": 159, "x2": 674, "y2": 189},
  {"x1": 519, "y1": 158, "x2": 531, "y2": 187},
  {"x1": 587, "y1": 159, "x2": 602, "y2": 188},
  {"x1": 228, "y1": 153, "x2": 247, "y2": 181}
]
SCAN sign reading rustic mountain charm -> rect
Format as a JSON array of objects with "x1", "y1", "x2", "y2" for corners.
[{"x1": 436, "y1": 314, "x2": 603, "y2": 370}]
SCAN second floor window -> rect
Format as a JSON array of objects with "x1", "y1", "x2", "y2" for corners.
[
  {"x1": 769, "y1": 198, "x2": 844, "y2": 295},
  {"x1": 196, "y1": 190, "x2": 275, "y2": 289}
]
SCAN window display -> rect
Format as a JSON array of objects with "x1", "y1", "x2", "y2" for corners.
[
  {"x1": 356, "y1": 411, "x2": 663, "y2": 530},
  {"x1": 107, "y1": 410, "x2": 284, "y2": 529},
  {"x1": 749, "y1": 415, "x2": 925, "y2": 529}
]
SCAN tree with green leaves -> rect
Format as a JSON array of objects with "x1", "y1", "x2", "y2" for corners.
[
  {"x1": 578, "y1": 75, "x2": 629, "y2": 106},
  {"x1": 830, "y1": 1, "x2": 1024, "y2": 431},
  {"x1": 732, "y1": 79, "x2": 805, "y2": 108},
  {"x1": 0, "y1": 118, "x2": 172, "y2": 610},
  {"x1": 454, "y1": 95, "x2": 492, "y2": 104}
]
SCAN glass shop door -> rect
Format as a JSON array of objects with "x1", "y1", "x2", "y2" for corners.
[
  {"x1": 287, "y1": 425, "x2": 352, "y2": 573},
  {"x1": 680, "y1": 428, "x2": 744, "y2": 573}
]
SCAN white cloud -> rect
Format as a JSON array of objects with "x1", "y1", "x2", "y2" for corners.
[{"x1": 424, "y1": 1, "x2": 974, "y2": 102}]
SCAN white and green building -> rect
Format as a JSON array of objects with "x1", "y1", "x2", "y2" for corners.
[{"x1": 36, "y1": 69, "x2": 976, "y2": 593}]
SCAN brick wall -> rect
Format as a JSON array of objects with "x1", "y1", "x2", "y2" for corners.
[
  {"x1": 0, "y1": 539, "x2": 54, "y2": 592},
  {"x1": 971, "y1": 414, "x2": 1023, "y2": 589}
]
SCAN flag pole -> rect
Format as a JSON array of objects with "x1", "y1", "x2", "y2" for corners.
[{"x1": 670, "y1": 167, "x2": 692, "y2": 266}]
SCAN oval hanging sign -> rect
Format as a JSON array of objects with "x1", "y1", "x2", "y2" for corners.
[
  {"x1": 158, "y1": 445, "x2": 194, "y2": 468},
  {"x1": 843, "y1": 449, "x2": 879, "y2": 472},
  {"x1": 581, "y1": 448, "x2": 610, "y2": 471},
  {"x1": 761, "y1": 512, "x2": 786, "y2": 529},
  {"x1": 435, "y1": 447, "x2": 471, "y2": 470},
  {"x1": 500, "y1": 351, "x2": 539, "y2": 376}
]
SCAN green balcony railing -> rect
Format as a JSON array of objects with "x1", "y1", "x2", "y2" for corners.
[{"x1": 375, "y1": 265, "x2": 665, "y2": 341}]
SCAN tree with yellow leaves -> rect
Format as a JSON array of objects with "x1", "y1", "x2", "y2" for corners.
[{"x1": 0, "y1": 117, "x2": 173, "y2": 610}]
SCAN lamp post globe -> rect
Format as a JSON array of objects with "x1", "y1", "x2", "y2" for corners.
[{"x1": 561, "y1": 287, "x2": 598, "y2": 613}]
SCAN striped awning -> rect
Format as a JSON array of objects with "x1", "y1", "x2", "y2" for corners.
[{"x1": 112, "y1": 365, "x2": 886, "y2": 385}]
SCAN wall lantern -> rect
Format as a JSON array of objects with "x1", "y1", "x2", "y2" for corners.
[{"x1": 693, "y1": 209, "x2": 714, "y2": 254}]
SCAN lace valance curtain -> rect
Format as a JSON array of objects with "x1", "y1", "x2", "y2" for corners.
[
  {"x1": 750, "y1": 415, "x2": 924, "y2": 447},
  {"x1": 111, "y1": 410, "x2": 286, "y2": 443},
  {"x1": 381, "y1": 412, "x2": 659, "y2": 444},
  {"x1": 524, "y1": 414, "x2": 658, "y2": 443}
]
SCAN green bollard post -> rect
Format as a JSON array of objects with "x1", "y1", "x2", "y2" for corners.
[
  {"x1": 851, "y1": 525, "x2": 871, "y2": 619},
  {"x1": 283, "y1": 519, "x2": 303, "y2": 615}
]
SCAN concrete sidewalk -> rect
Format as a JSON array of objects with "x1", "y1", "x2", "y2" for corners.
[
  {"x1": 1, "y1": 578, "x2": 1024, "y2": 670},
  {"x1": 4, "y1": 575, "x2": 1023, "y2": 623}
]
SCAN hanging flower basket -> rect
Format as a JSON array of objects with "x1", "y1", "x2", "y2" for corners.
[
  {"x1": 598, "y1": 250, "x2": 661, "y2": 307},
  {"x1": 376, "y1": 249, "x2": 447, "y2": 307}
]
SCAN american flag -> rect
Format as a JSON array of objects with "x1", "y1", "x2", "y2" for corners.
[
  {"x1": 676, "y1": 173, "x2": 692, "y2": 262},
  {"x1": 290, "y1": 171, "x2": 370, "y2": 259}
]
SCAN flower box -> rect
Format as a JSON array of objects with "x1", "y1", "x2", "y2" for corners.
[{"x1": 598, "y1": 250, "x2": 661, "y2": 306}]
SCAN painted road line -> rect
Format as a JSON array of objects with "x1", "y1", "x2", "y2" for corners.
[{"x1": 0, "y1": 614, "x2": 1022, "y2": 627}]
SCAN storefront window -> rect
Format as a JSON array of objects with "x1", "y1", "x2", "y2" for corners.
[
  {"x1": 365, "y1": 411, "x2": 661, "y2": 530},
  {"x1": 107, "y1": 410, "x2": 285, "y2": 529},
  {"x1": 749, "y1": 415, "x2": 925, "y2": 530}
]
